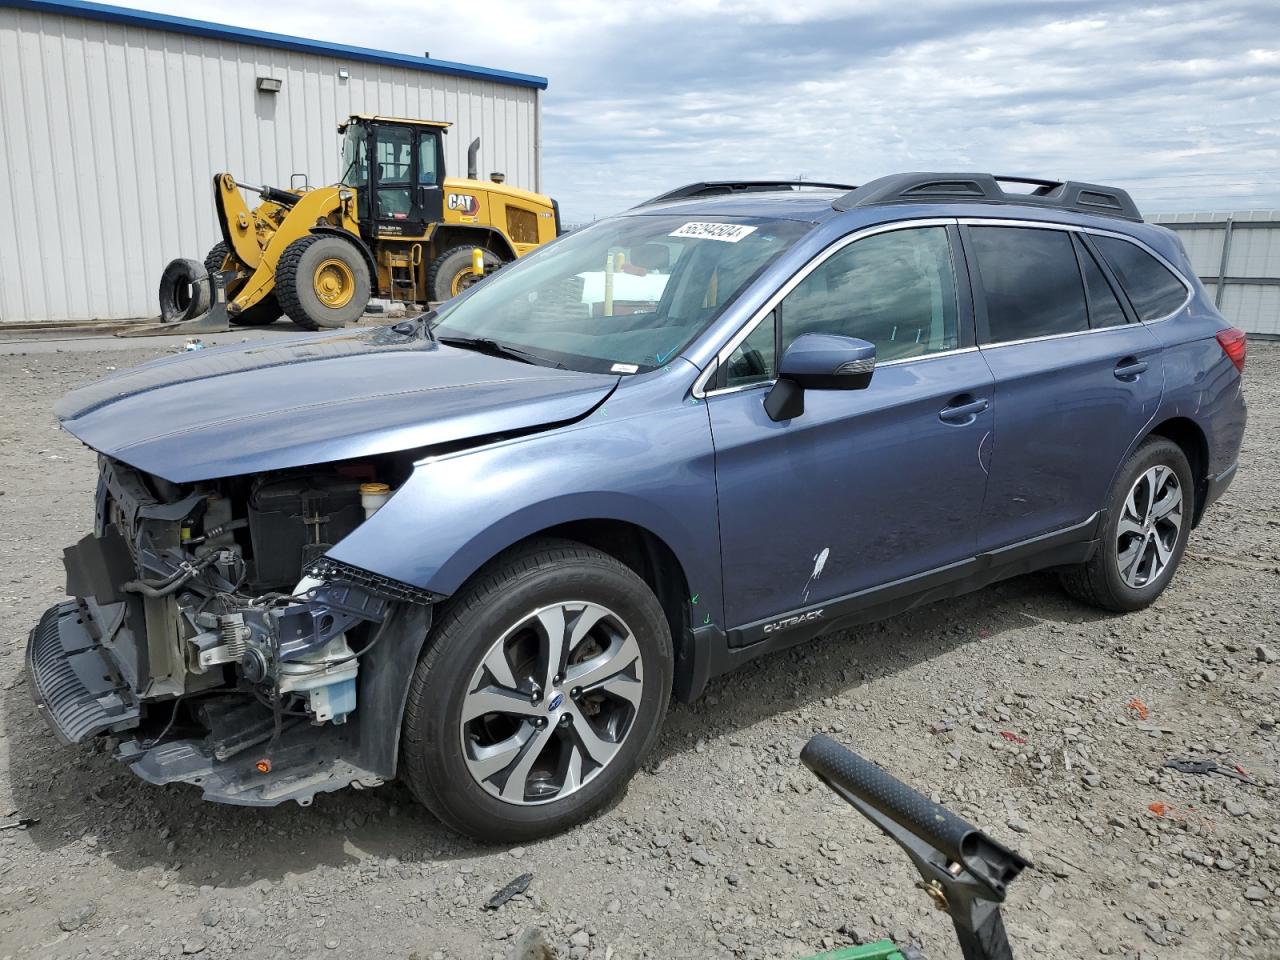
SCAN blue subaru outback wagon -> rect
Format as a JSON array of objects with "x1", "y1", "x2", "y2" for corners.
[{"x1": 32, "y1": 173, "x2": 1246, "y2": 840}]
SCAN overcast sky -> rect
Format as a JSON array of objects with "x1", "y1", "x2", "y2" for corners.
[{"x1": 132, "y1": 0, "x2": 1279, "y2": 223}]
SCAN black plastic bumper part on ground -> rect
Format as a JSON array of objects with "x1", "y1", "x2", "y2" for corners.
[{"x1": 27, "y1": 600, "x2": 140, "y2": 744}]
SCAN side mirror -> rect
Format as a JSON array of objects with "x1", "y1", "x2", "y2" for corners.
[{"x1": 764, "y1": 333, "x2": 875, "y2": 422}]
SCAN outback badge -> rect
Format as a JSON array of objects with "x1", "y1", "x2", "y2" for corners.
[{"x1": 763, "y1": 609, "x2": 824, "y2": 634}]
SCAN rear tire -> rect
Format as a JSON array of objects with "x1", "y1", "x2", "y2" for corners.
[
  {"x1": 400, "y1": 538, "x2": 672, "y2": 842},
  {"x1": 204, "y1": 241, "x2": 281, "y2": 327},
  {"x1": 275, "y1": 235, "x2": 371, "y2": 330},
  {"x1": 427, "y1": 244, "x2": 503, "y2": 302},
  {"x1": 1060, "y1": 437, "x2": 1194, "y2": 612}
]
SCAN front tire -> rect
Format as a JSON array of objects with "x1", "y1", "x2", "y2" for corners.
[
  {"x1": 400, "y1": 539, "x2": 672, "y2": 842},
  {"x1": 1060, "y1": 437, "x2": 1194, "y2": 612},
  {"x1": 204, "y1": 241, "x2": 281, "y2": 327},
  {"x1": 275, "y1": 235, "x2": 371, "y2": 330}
]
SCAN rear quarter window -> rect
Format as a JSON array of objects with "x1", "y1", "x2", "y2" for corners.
[{"x1": 1092, "y1": 235, "x2": 1189, "y2": 321}]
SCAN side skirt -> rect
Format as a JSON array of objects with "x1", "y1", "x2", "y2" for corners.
[{"x1": 673, "y1": 514, "x2": 1100, "y2": 703}]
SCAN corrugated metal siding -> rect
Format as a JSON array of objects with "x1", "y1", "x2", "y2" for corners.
[
  {"x1": 1170, "y1": 228, "x2": 1225, "y2": 278},
  {"x1": 1220, "y1": 284, "x2": 1280, "y2": 337},
  {"x1": 1227, "y1": 227, "x2": 1280, "y2": 279},
  {"x1": 1152, "y1": 210, "x2": 1280, "y2": 338},
  {"x1": 0, "y1": 6, "x2": 541, "y2": 321}
]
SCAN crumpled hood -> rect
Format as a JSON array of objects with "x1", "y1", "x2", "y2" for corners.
[{"x1": 56, "y1": 326, "x2": 618, "y2": 482}]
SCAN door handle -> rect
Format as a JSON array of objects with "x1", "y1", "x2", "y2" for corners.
[
  {"x1": 1114, "y1": 357, "x2": 1148, "y2": 380},
  {"x1": 939, "y1": 396, "x2": 989, "y2": 424}
]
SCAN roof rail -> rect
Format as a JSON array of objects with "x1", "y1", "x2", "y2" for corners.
[
  {"x1": 832, "y1": 173, "x2": 1142, "y2": 222},
  {"x1": 638, "y1": 180, "x2": 859, "y2": 207}
]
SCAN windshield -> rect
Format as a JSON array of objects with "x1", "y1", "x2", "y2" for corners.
[
  {"x1": 430, "y1": 214, "x2": 812, "y2": 373},
  {"x1": 340, "y1": 123, "x2": 369, "y2": 188}
]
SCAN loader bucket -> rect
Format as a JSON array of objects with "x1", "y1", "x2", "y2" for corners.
[{"x1": 119, "y1": 263, "x2": 231, "y2": 337}]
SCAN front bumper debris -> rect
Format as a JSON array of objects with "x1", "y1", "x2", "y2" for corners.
[{"x1": 27, "y1": 600, "x2": 141, "y2": 744}]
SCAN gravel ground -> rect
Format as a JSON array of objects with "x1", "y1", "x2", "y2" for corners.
[{"x1": 0, "y1": 339, "x2": 1276, "y2": 960}]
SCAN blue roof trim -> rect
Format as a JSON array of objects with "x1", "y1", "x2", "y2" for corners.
[{"x1": 4, "y1": 0, "x2": 549, "y2": 90}]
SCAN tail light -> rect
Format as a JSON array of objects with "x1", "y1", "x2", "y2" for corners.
[{"x1": 1216, "y1": 327, "x2": 1247, "y2": 373}]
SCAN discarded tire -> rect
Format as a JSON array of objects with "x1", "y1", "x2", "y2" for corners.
[{"x1": 157, "y1": 258, "x2": 211, "y2": 324}]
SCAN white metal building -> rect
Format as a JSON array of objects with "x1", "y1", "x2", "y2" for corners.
[
  {"x1": 1152, "y1": 212, "x2": 1280, "y2": 338},
  {"x1": 0, "y1": 0, "x2": 547, "y2": 323}
]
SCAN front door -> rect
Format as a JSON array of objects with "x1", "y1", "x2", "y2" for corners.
[
  {"x1": 371, "y1": 125, "x2": 443, "y2": 237},
  {"x1": 708, "y1": 223, "x2": 994, "y2": 632},
  {"x1": 963, "y1": 223, "x2": 1165, "y2": 549}
]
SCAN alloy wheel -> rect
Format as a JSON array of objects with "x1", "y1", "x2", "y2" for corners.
[
  {"x1": 1116, "y1": 464, "x2": 1183, "y2": 588},
  {"x1": 459, "y1": 602, "x2": 644, "y2": 805}
]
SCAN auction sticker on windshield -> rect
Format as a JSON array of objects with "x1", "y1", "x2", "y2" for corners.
[{"x1": 669, "y1": 222, "x2": 758, "y2": 243}]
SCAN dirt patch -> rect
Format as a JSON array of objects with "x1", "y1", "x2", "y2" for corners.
[{"x1": 0, "y1": 341, "x2": 1276, "y2": 959}]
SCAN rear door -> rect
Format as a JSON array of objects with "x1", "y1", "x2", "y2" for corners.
[{"x1": 964, "y1": 222, "x2": 1164, "y2": 550}]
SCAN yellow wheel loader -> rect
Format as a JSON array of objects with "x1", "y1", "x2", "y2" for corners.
[{"x1": 161, "y1": 115, "x2": 560, "y2": 331}]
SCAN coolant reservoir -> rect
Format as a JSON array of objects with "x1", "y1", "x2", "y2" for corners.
[{"x1": 360, "y1": 482, "x2": 392, "y2": 519}]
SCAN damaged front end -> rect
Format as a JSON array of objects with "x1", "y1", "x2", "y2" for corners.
[{"x1": 28, "y1": 456, "x2": 434, "y2": 807}]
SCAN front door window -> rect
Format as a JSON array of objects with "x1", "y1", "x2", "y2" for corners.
[{"x1": 781, "y1": 226, "x2": 961, "y2": 360}]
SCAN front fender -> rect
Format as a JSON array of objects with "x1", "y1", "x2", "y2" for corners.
[{"x1": 327, "y1": 380, "x2": 725, "y2": 629}]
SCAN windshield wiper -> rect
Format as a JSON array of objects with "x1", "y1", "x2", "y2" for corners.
[{"x1": 437, "y1": 335, "x2": 563, "y2": 368}]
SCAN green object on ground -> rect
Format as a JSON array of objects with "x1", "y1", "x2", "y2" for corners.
[{"x1": 802, "y1": 940, "x2": 907, "y2": 960}]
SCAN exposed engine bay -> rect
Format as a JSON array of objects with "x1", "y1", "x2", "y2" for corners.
[{"x1": 29, "y1": 454, "x2": 434, "y2": 806}]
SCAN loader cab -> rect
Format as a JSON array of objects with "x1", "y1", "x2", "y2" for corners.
[{"x1": 339, "y1": 117, "x2": 446, "y2": 239}]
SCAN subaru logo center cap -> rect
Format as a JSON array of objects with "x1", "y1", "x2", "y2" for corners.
[{"x1": 547, "y1": 693, "x2": 564, "y2": 712}]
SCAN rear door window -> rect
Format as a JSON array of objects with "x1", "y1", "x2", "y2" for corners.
[
  {"x1": 969, "y1": 226, "x2": 1088, "y2": 343},
  {"x1": 1092, "y1": 235, "x2": 1189, "y2": 321},
  {"x1": 1076, "y1": 238, "x2": 1129, "y2": 329}
]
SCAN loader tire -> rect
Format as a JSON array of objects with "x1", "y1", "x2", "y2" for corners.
[
  {"x1": 276, "y1": 235, "x2": 370, "y2": 330},
  {"x1": 157, "y1": 258, "x2": 211, "y2": 324},
  {"x1": 204, "y1": 242, "x2": 281, "y2": 327},
  {"x1": 203, "y1": 241, "x2": 232, "y2": 276},
  {"x1": 427, "y1": 245, "x2": 503, "y2": 302}
]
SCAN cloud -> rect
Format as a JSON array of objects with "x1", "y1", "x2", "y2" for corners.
[{"x1": 128, "y1": 0, "x2": 1280, "y2": 221}]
